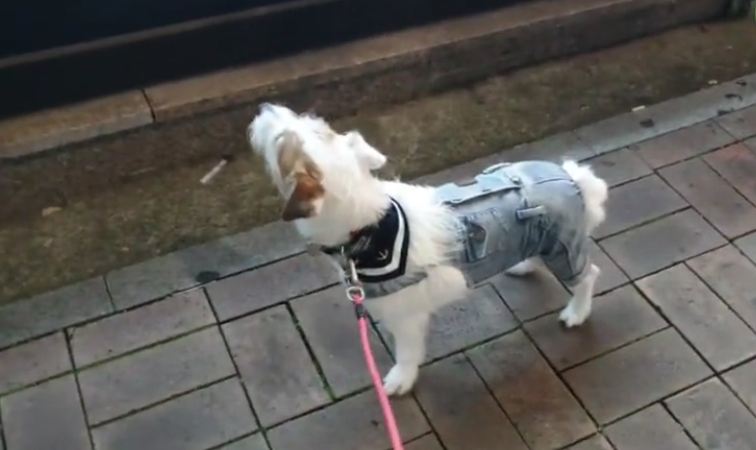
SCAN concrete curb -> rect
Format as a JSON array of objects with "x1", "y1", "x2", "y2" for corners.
[{"x1": 0, "y1": 0, "x2": 726, "y2": 161}]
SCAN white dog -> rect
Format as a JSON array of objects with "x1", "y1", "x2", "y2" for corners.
[{"x1": 249, "y1": 104, "x2": 608, "y2": 395}]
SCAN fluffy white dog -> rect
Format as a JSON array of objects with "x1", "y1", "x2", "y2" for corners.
[{"x1": 249, "y1": 104, "x2": 608, "y2": 396}]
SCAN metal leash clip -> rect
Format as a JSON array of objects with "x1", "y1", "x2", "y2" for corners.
[{"x1": 344, "y1": 258, "x2": 365, "y2": 302}]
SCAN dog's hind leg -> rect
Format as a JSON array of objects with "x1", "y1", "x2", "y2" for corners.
[{"x1": 559, "y1": 263, "x2": 600, "y2": 328}]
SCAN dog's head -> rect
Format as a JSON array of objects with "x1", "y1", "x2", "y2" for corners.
[{"x1": 248, "y1": 103, "x2": 387, "y2": 222}]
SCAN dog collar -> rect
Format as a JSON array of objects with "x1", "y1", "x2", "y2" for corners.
[{"x1": 321, "y1": 197, "x2": 410, "y2": 283}]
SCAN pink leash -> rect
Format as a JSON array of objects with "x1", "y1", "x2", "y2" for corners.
[{"x1": 345, "y1": 260, "x2": 405, "y2": 450}]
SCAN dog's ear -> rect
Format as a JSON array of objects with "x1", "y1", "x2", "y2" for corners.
[
  {"x1": 277, "y1": 131, "x2": 325, "y2": 221},
  {"x1": 346, "y1": 131, "x2": 386, "y2": 170}
]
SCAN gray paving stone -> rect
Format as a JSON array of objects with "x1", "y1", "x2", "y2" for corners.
[
  {"x1": 586, "y1": 239, "x2": 628, "y2": 294},
  {"x1": 666, "y1": 379, "x2": 756, "y2": 450},
  {"x1": 467, "y1": 330, "x2": 594, "y2": 450},
  {"x1": 579, "y1": 76, "x2": 753, "y2": 155},
  {"x1": 593, "y1": 175, "x2": 687, "y2": 239},
  {"x1": 587, "y1": 148, "x2": 652, "y2": 187},
  {"x1": 107, "y1": 221, "x2": 305, "y2": 309},
  {"x1": 575, "y1": 109, "x2": 663, "y2": 156},
  {"x1": 70, "y1": 289, "x2": 215, "y2": 367},
  {"x1": 605, "y1": 405, "x2": 697, "y2": 450},
  {"x1": 632, "y1": 121, "x2": 734, "y2": 169},
  {"x1": 600, "y1": 209, "x2": 725, "y2": 279},
  {"x1": 415, "y1": 355, "x2": 528, "y2": 450},
  {"x1": 637, "y1": 264, "x2": 756, "y2": 371},
  {"x1": 503, "y1": 130, "x2": 595, "y2": 162},
  {"x1": 638, "y1": 79, "x2": 756, "y2": 141},
  {"x1": 291, "y1": 286, "x2": 392, "y2": 397},
  {"x1": 405, "y1": 434, "x2": 443, "y2": 450},
  {"x1": 266, "y1": 390, "x2": 428, "y2": 450},
  {"x1": 724, "y1": 359, "x2": 756, "y2": 415},
  {"x1": 208, "y1": 254, "x2": 338, "y2": 321},
  {"x1": 565, "y1": 435, "x2": 613, "y2": 450},
  {"x1": 92, "y1": 379, "x2": 255, "y2": 450},
  {"x1": 219, "y1": 434, "x2": 269, "y2": 450},
  {"x1": 0, "y1": 277, "x2": 112, "y2": 349},
  {"x1": 704, "y1": 143, "x2": 756, "y2": 204},
  {"x1": 688, "y1": 245, "x2": 756, "y2": 330},
  {"x1": 0, "y1": 375, "x2": 90, "y2": 450},
  {"x1": 423, "y1": 285, "x2": 517, "y2": 361},
  {"x1": 526, "y1": 286, "x2": 666, "y2": 371},
  {"x1": 717, "y1": 104, "x2": 756, "y2": 139},
  {"x1": 491, "y1": 270, "x2": 570, "y2": 321},
  {"x1": 563, "y1": 329, "x2": 711, "y2": 424},
  {"x1": 735, "y1": 231, "x2": 756, "y2": 263},
  {"x1": 660, "y1": 158, "x2": 756, "y2": 239},
  {"x1": 0, "y1": 332, "x2": 71, "y2": 395},
  {"x1": 223, "y1": 306, "x2": 329, "y2": 426},
  {"x1": 79, "y1": 327, "x2": 235, "y2": 424}
]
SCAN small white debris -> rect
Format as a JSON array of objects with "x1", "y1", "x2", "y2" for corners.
[
  {"x1": 41, "y1": 206, "x2": 62, "y2": 217},
  {"x1": 631, "y1": 105, "x2": 646, "y2": 112},
  {"x1": 708, "y1": 79, "x2": 719, "y2": 86},
  {"x1": 200, "y1": 158, "x2": 229, "y2": 185}
]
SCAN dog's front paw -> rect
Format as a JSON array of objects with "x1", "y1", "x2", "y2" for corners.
[
  {"x1": 559, "y1": 302, "x2": 591, "y2": 328},
  {"x1": 383, "y1": 364, "x2": 418, "y2": 396}
]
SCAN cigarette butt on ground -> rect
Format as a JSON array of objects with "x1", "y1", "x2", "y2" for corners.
[
  {"x1": 631, "y1": 105, "x2": 646, "y2": 112},
  {"x1": 200, "y1": 157, "x2": 230, "y2": 184}
]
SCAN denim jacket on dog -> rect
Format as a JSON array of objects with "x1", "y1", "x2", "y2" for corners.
[
  {"x1": 438, "y1": 160, "x2": 588, "y2": 287},
  {"x1": 347, "y1": 161, "x2": 589, "y2": 298}
]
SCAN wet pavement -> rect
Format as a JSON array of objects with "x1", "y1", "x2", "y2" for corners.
[{"x1": 3, "y1": 76, "x2": 756, "y2": 449}]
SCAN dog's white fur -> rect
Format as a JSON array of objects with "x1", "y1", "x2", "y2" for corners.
[{"x1": 249, "y1": 104, "x2": 608, "y2": 395}]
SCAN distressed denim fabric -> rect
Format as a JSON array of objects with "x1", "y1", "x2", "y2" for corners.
[
  {"x1": 360, "y1": 160, "x2": 589, "y2": 298},
  {"x1": 437, "y1": 160, "x2": 588, "y2": 286}
]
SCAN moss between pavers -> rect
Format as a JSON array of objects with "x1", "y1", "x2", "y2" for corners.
[{"x1": 3, "y1": 19, "x2": 756, "y2": 305}]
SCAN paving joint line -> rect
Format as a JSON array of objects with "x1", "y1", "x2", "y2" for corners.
[
  {"x1": 285, "y1": 302, "x2": 336, "y2": 400},
  {"x1": 205, "y1": 286, "x2": 269, "y2": 447},
  {"x1": 88, "y1": 374, "x2": 237, "y2": 429},
  {"x1": 659, "y1": 400, "x2": 705, "y2": 450},
  {"x1": 101, "y1": 275, "x2": 117, "y2": 313},
  {"x1": 599, "y1": 373, "x2": 719, "y2": 430},
  {"x1": 107, "y1": 249, "x2": 309, "y2": 313},
  {"x1": 462, "y1": 351, "x2": 533, "y2": 450},
  {"x1": 553, "y1": 325, "x2": 673, "y2": 374},
  {"x1": 682, "y1": 259, "x2": 756, "y2": 340},
  {"x1": 518, "y1": 325, "x2": 602, "y2": 430},
  {"x1": 593, "y1": 206, "x2": 693, "y2": 243},
  {"x1": 719, "y1": 366, "x2": 756, "y2": 423},
  {"x1": 63, "y1": 327, "x2": 97, "y2": 450},
  {"x1": 618, "y1": 241, "x2": 732, "y2": 284},
  {"x1": 649, "y1": 142, "x2": 754, "y2": 242},
  {"x1": 70, "y1": 322, "x2": 218, "y2": 373},
  {"x1": 700, "y1": 153, "x2": 756, "y2": 211},
  {"x1": 213, "y1": 281, "x2": 341, "y2": 325},
  {"x1": 0, "y1": 370, "x2": 75, "y2": 400}
]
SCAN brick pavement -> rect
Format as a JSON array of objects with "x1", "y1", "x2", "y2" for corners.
[{"x1": 2, "y1": 75, "x2": 756, "y2": 450}]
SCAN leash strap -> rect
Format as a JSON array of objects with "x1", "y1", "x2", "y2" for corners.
[{"x1": 344, "y1": 259, "x2": 405, "y2": 450}]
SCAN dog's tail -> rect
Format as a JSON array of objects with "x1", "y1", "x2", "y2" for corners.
[{"x1": 562, "y1": 160, "x2": 608, "y2": 233}]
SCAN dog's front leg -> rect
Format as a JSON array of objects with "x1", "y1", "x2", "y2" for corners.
[{"x1": 381, "y1": 312, "x2": 429, "y2": 396}]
